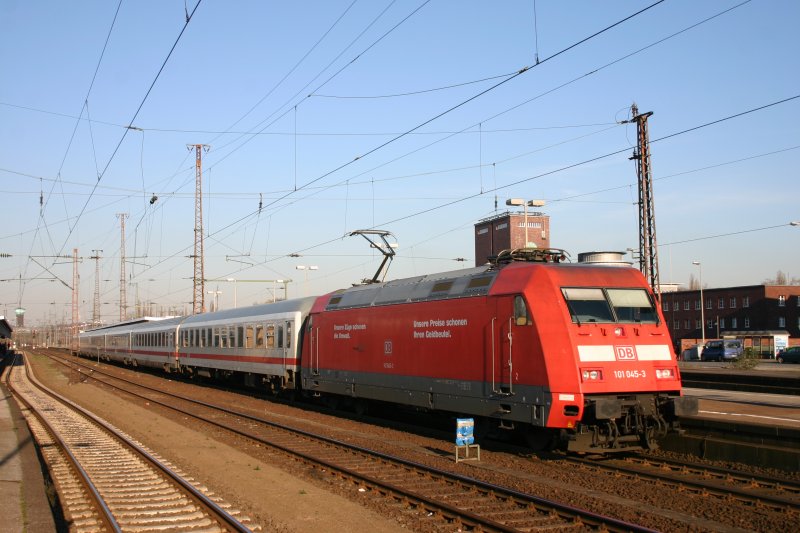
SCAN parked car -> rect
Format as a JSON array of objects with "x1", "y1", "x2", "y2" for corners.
[
  {"x1": 701, "y1": 339, "x2": 743, "y2": 362},
  {"x1": 776, "y1": 346, "x2": 800, "y2": 364}
]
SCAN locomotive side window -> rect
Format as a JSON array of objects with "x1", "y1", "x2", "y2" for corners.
[
  {"x1": 514, "y1": 295, "x2": 531, "y2": 325},
  {"x1": 606, "y1": 289, "x2": 658, "y2": 323},
  {"x1": 562, "y1": 288, "x2": 614, "y2": 323}
]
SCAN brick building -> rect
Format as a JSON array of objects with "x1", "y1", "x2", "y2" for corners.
[
  {"x1": 659, "y1": 285, "x2": 800, "y2": 356},
  {"x1": 474, "y1": 211, "x2": 550, "y2": 266}
]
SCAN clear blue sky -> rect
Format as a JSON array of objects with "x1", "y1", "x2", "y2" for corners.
[{"x1": 1, "y1": 0, "x2": 798, "y2": 326}]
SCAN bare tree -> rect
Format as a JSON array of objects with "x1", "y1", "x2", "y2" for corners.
[
  {"x1": 763, "y1": 270, "x2": 789, "y2": 285},
  {"x1": 688, "y1": 273, "x2": 699, "y2": 290}
]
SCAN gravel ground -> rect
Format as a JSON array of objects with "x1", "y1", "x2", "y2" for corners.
[{"x1": 25, "y1": 351, "x2": 799, "y2": 532}]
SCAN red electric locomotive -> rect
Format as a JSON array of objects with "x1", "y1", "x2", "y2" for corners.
[{"x1": 300, "y1": 249, "x2": 696, "y2": 452}]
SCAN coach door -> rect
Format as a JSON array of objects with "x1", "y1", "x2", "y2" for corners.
[{"x1": 490, "y1": 296, "x2": 517, "y2": 396}]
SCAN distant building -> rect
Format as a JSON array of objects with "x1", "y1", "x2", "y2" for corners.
[
  {"x1": 474, "y1": 210, "x2": 550, "y2": 266},
  {"x1": 659, "y1": 285, "x2": 800, "y2": 357}
]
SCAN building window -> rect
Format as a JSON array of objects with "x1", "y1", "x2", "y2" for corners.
[
  {"x1": 694, "y1": 299, "x2": 701, "y2": 310},
  {"x1": 495, "y1": 223, "x2": 508, "y2": 230},
  {"x1": 718, "y1": 297, "x2": 725, "y2": 309},
  {"x1": 743, "y1": 296, "x2": 750, "y2": 308},
  {"x1": 706, "y1": 299, "x2": 712, "y2": 310},
  {"x1": 778, "y1": 317, "x2": 786, "y2": 328},
  {"x1": 719, "y1": 318, "x2": 725, "y2": 329},
  {"x1": 744, "y1": 317, "x2": 750, "y2": 328},
  {"x1": 731, "y1": 317, "x2": 737, "y2": 329},
  {"x1": 778, "y1": 295, "x2": 785, "y2": 307},
  {"x1": 683, "y1": 300, "x2": 690, "y2": 311},
  {"x1": 674, "y1": 319, "x2": 680, "y2": 330},
  {"x1": 695, "y1": 319, "x2": 701, "y2": 329},
  {"x1": 707, "y1": 319, "x2": 714, "y2": 330},
  {"x1": 662, "y1": 300, "x2": 668, "y2": 312},
  {"x1": 685, "y1": 319, "x2": 691, "y2": 329},
  {"x1": 797, "y1": 296, "x2": 800, "y2": 307},
  {"x1": 673, "y1": 301, "x2": 678, "y2": 311},
  {"x1": 730, "y1": 297, "x2": 736, "y2": 308}
]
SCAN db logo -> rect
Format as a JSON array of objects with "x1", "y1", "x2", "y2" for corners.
[
  {"x1": 615, "y1": 345, "x2": 637, "y2": 361},
  {"x1": 384, "y1": 340, "x2": 393, "y2": 355}
]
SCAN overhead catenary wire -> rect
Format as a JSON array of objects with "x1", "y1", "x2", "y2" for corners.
[
  {"x1": 252, "y1": 0, "x2": 667, "y2": 218},
  {"x1": 52, "y1": 0, "x2": 205, "y2": 261},
  {"x1": 13, "y1": 1, "x2": 793, "y2": 318},
  {"x1": 19, "y1": 0, "x2": 125, "y2": 307},
  {"x1": 285, "y1": 0, "x2": 746, "y2": 215}
]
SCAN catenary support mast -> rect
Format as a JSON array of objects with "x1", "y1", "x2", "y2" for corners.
[
  {"x1": 91, "y1": 249, "x2": 102, "y2": 326},
  {"x1": 189, "y1": 144, "x2": 210, "y2": 314},
  {"x1": 117, "y1": 213, "x2": 128, "y2": 321},
  {"x1": 628, "y1": 103, "x2": 660, "y2": 300}
]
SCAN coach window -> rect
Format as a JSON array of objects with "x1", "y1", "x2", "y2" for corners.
[
  {"x1": 229, "y1": 327, "x2": 237, "y2": 349},
  {"x1": 245, "y1": 325, "x2": 254, "y2": 348},
  {"x1": 255, "y1": 325, "x2": 265, "y2": 347},
  {"x1": 266, "y1": 324, "x2": 275, "y2": 348},
  {"x1": 236, "y1": 326, "x2": 244, "y2": 348},
  {"x1": 277, "y1": 325, "x2": 284, "y2": 348},
  {"x1": 514, "y1": 295, "x2": 531, "y2": 325},
  {"x1": 286, "y1": 322, "x2": 292, "y2": 348}
]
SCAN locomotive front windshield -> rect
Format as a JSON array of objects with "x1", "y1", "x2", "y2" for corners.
[{"x1": 562, "y1": 287, "x2": 657, "y2": 324}]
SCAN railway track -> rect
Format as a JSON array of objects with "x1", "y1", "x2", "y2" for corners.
[
  {"x1": 43, "y1": 350, "x2": 652, "y2": 532},
  {"x1": 563, "y1": 453, "x2": 800, "y2": 514},
  {"x1": 3, "y1": 353, "x2": 254, "y2": 532}
]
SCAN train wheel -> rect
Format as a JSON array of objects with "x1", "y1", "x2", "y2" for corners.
[
  {"x1": 523, "y1": 427, "x2": 554, "y2": 451},
  {"x1": 354, "y1": 399, "x2": 369, "y2": 417}
]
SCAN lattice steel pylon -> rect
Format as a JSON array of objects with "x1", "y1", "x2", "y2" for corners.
[
  {"x1": 628, "y1": 103, "x2": 661, "y2": 300},
  {"x1": 90, "y1": 249, "x2": 102, "y2": 326},
  {"x1": 189, "y1": 144, "x2": 210, "y2": 314},
  {"x1": 117, "y1": 213, "x2": 128, "y2": 321},
  {"x1": 71, "y1": 248, "x2": 79, "y2": 353}
]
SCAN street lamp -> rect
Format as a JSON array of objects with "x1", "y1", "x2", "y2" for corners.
[
  {"x1": 506, "y1": 198, "x2": 546, "y2": 248},
  {"x1": 295, "y1": 265, "x2": 318, "y2": 296},
  {"x1": 207, "y1": 289, "x2": 222, "y2": 313},
  {"x1": 692, "y1": 261, "x2": 705, "y2": 346},
  {"x1": 226, "y1": 278, "x2": 237, "y2": 308}
]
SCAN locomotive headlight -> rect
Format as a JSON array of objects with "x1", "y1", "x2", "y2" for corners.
[
  {"x1": 656, "y1": 368, "x2": 674, "y2": 379},
  {"x1": 581, "y1": 369, "x2": 602, "y2": 381}
]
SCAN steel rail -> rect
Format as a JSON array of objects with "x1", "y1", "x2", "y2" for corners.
[
  {"x1": 3, "y1": 354, "x2": 122, "y2": 532},
  {"x1": 566, "y1": 455, "x2": 800, "y2": 512},
  {"x1": 47, "y1": 350, "x2": 655, "y2": 532},
  {"x1": 18, "y1": 351, "x2": 252, "y2": 533}
]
